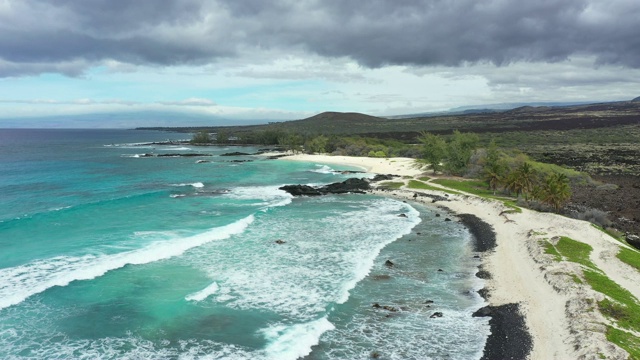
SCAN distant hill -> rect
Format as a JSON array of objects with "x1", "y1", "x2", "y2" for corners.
[
  {"x1": 235, "y1": 111, "x2": 388, "y2": 136},
  {"x1": 141, "y1": 98, "x2": 640, "y2": 141},
  {"x1": 387, "y1": 101, "x2": 597, "y2": 119},
  {"x1": 632, "y1": 96, "x2": 640, "y2": 102}
]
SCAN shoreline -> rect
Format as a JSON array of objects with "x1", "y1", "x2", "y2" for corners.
[
  {"x1": 374, "y1": 189, "x2": 533, "y2": 359},
  {"x1": 276, "y1": 153, "x2": 639, "y2": 359}
]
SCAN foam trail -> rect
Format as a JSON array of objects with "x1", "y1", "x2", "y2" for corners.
[
  {"x1": 172, "y1": 182, "x2": 204, "y2": 188},
  {"x1": 185, "y1": 282, "x2": 219, "y2": 302},
  {"x1": 226, "y1": 186, "x2": 293, "y2": 209},
  {"x1": 163, "y1": 146, "x2": 192, "y2": 151},
  {"x1": 262, "y1": 317, "x2": 335, "y2": 360},
  {"x1": 336, "y1": 202, "x2": 420, "y2": 304},
  {"x1": 311, "y1": 165, "x2": 334, "y2": 174},
  {"x1": 0, "y1": 215, "x2": 254, "y2": 311}
]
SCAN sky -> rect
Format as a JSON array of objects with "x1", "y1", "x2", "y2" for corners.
[{"x1": 1, "y1": 0, "x2": 639, "y2": 127}]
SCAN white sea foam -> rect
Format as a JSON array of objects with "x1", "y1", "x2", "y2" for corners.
[
  {"x1": 225, "y1": 186, "x2": 293, "y2": 209},
  {"x1": 188, "y1": 198, "x2": 420, "y2": 321},
  {"x1": 262, "y1": 317, "x2": 335, "y2": 360},
  {"x1": 185, "y1": 282, "x2": 219, "y2": 302},
  {"x1": 0, "y1": 215, "x2": 254, "y2": 311},
  {"x1": 121, "y1": 153, "x2": 151, "y2": 158},
  {"x1": 50, "y1": 206, "x2": 72, "y2": 212},
  {"x1": 0, "y1": 332, "x2": 257, "y2": 360},
  {"x1": 172, "y1": 182, "x2": 205, "y2": 188},
  {"x1": 336, "y1": 201, "x2": 420, "y2": 304},
  {"x1": 163, "y1": 146, "x2": 192, "y2": 151},
  {"x1": 311, "y1": 164, "x2": 335, "y2": 174}
]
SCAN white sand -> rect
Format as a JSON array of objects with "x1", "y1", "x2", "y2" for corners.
[
  {"x1": 278, "y1": 154, "x2": 640, "y2": 359},
  {"x1": 279, "y1": 154, "x2": 424, "y2": 177}
]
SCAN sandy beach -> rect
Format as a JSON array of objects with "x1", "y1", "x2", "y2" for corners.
[
  {"x1": 280, "y1": 154, "x2": 424, "y2": 177},
  {"x1": 279, "y1": 154, "x2": 640, "y2": 359}
]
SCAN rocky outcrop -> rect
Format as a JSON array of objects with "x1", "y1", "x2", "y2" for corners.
[
  {"x1": 370, "y1": 174, "x2": 398, "y2": 182},
  {"x1": 320, "y1": 178, "x2": 370, "y2": 194},
  {"x1": 384, "y1": 260, "x2": 395, "y2": 267},
  {"x1": 278, "y1": 185, "x2": 323, "y2": 196},
  {"x1": 279, "y1": 178, "x2": 370, "y2": 196},
  {"x1": 220, "y1": 152, "x2": 252, "y2": 156},
  {"x1": 626, "y1": 233, "x2": 640, "y2": 250},
  {"x1": 156, "y1": 153, "x2": 213, "y2": 157}
]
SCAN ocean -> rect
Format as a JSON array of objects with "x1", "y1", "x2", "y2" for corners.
[{"x1": 0, "y1": 129, "x2": 489, "y2": 359}]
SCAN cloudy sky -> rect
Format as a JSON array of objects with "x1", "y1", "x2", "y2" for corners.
[{"x1": 1, "y1": 0, "x2": 639, "y2": 127}]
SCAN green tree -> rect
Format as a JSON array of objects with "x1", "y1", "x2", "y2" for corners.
[
  {"x1": 484, "y1": 160, "x2": 508, "y2": 194},
  {"x1": 368, "y1": 150, "x2": 386, "y2": 158},
  {"x1": 482, "y1": 140, "x2": 508, "y2": 193},
  {"x1": 418, "y1": 132, "x2": 447, "y2": 173},
  {"x1": 444, "y1": 130, "x2": 479, "y2": 176},
  {"x1": 504, "y1": 162, "x2": 536, "y2": 199},
  {"x1": 278, "y1": 133, "x2": 304, "y2": 153},
  {"x1": 190, "y1": 130, "x2": 211, "y2": 144},
  {"x1": 215, "y1": 129, "x2": 229, "y2": 144},
  {"x1": 305, "y1": 135, "x2": 329, "y2": 154},
  {"x1": 516, "y1": 162, "x2": 536, "y2": 200},
  {"x1": 535, "y1": 173, "x2": 572, "y2": 212}
]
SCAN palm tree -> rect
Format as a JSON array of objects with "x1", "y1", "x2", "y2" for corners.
[
  {"x1": 484, "y1": 161, "x2": 507, "y2": 194},
  {"x1": 536, "y1": 173, "x2": 572, "y2": 212},
  {"x1": 517, "y1": 162, "x2": 536, "y2": 200},
  {"x1": 504, "y1": 162, "x2": 536, "y2": 199},
  {"x1": 504, "y1": 170, "x2": 524, "y2": 198}
]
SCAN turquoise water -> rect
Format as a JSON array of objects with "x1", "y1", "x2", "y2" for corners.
[{"x1": 0, "y1": 129, "x2": 488, "y2": 359}]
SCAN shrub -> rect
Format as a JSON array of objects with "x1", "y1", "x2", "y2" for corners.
[
  {"x1": 566, "y1": 206, "x2": 613, "y2": 228},
  {"x1": 190, "y1": 130, "x2": 211, "y2": 144}
]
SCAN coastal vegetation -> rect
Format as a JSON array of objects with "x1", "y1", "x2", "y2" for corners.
[
  {"x1": 617, "y1": 247, "x2": 640, "y2": 273},
  {"x1": 190, "y1": 123, "x2": 581, "y2": 215},
  {"x1": 543, "y1": 236, "x2": 640, "y2": 358},
  {"x1": 175, "y1": 98, "x2": 639, "y2": 246},
  {"x1": 190, "y1": 130, "x2": 211, "y2": 144}
]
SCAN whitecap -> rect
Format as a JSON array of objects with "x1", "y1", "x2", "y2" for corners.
[
  {"x1": 171, "y1": 182, "x2": 205, "y2": 188},
  {"x1": 225, "y1": 186, "x2": 293, "y2": 209},
  {"x1": 311, "y1": 165, "x2": 334, "y2": 174},
  {"x1": 262, "y1": 317, "x2": 335, "y2": 360},
  {"x1": 0, "y1": 215, "x2": 254, "y2": 311},
  {"x1": 185, "y1": 282, "x2": 219, "y2": 302},
  {"x1": 163, "y1": 146, "x2": 192, "y2": 151}
]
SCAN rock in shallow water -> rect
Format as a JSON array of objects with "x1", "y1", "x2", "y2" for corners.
[{"x1": 279, "y1": 178, "x2": 371, "y2": 196}]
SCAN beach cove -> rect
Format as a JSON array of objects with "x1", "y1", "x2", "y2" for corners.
[
  {"x1": 281, "y1": 153, "x2": 640, "y2": 359},
  {"x1": 1, "y1": 129, "x2": 488, "y2": 359}
]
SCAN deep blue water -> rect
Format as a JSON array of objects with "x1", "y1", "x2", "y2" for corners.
[{"x1": 0, "y1": 129, "x2": 488, "y2": 359}]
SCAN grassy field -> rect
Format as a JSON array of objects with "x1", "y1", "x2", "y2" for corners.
[{"x1": 544, "y1": 236, "x2": 640, "y2": 358}]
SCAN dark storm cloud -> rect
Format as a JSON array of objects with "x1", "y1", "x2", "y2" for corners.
[{"x1": 1, "y1": 0, "x2": 639, "y2": 77}]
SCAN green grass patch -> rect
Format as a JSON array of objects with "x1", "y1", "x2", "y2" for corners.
[
  {"x1": 407, "y1": 180, "x2": 461, "y2": 194},
  {"x1": 618, "y1": 248, "x2": 640, "y2": 273},
  {"x1": 550, "y1": 235, "x2": 640, "y2": 354},
  {"x1": 502, "y1": 201, "x2": 523, "y2": 213},
  {"x1": 541, "y1": 240, "x2": 563, "y2": 262},
  {"x1": 570, "y1": 273, "x2": 583, "y2": 284},
  {"x1": 432, "y1": 179, "x2": 494, "y2": 196},
  {"x1": 377, "y1": 181, "x2": 404, "y2": 190},
  {"x1": 431, "y1": 179, "x2": 522, "y2": 212},
  {"x1": 554, "y1": 236, "x2": 596, "y2": 269},
  {"x1": 586, "y1": 269, "x2": 640, "y2": 331},
  {"x1": 418, "y1": 176, "x2": 431, "y2": 181},
  {"x1": 606, "y1": 326, "x2": 640, "y2": 360}
]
